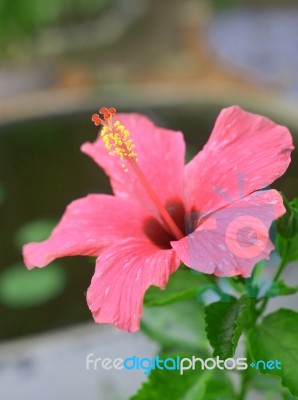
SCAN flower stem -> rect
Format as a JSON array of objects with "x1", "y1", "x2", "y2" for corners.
[
  {"x1": 257, "y1": 257, "x2": 287, "y2": 317},
  {"x1": 238, "y1": 343, "x2": 250, "y2": 400}
]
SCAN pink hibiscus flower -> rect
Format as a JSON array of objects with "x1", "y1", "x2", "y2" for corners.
[{"x1": 23, "y1": 106, "x2": 294, "y2": 332}]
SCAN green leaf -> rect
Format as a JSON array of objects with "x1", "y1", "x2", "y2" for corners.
[
  {"x1": 0, "y1": 262, "x2": 67, "y2": 308},
  {"x1": 130, "y1": 356, "x2": 209, "y2": 400},
  {"x1": 144, "y1": 268, "x2": 210, "y2": 307},
  {"x1": 251, "y1": 372, "x2": 296, "y2": 400},
  {"x1": 203, "y1": 371, "x2": 236, "y2": 399},
  {"x1": 277, "y1": 196, "x2": 298, "y2": 239},
  {"x1": 282, "y1": 389, "x2": 298, "y2": 400},
  {"x1": 141, "y1": 300, "x2": 208, "y2": 352},
  {"x1": 277, "y1": 196, "x2": 298, "y2": 264},
  {"x1": 130, "y1": 354, "x2": 235, "y2": 400},
  {"x1": 248, "y1": 309, "x2": 298, "y2": 398},
  {"x1": 204, "y1": 296, "x2": 247, "y2": 358},
  {"x1": 264, "y1": 281, "x2": 298, "y2": 298},
  {"x1": 278, "y1": 234, "x2": 298, "y2": 264}
]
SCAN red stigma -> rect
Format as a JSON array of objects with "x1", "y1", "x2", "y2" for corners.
[
  {"x1": 100, "y1": 107, "x2": 109, "y2": 114},
  {"x1": 92, "y1": 106, "x2": 117, "y2": 126},
  {"x1": 91, "y1": 114, "x2": 103, "y2": 126}
]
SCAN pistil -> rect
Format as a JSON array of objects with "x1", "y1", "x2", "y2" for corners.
[
  {"x1": 128, "y1": 158, "x2": 184, "y2": 240},
  {"x1": 91, "y1": 107, "x2": 184, "y2": 240}
]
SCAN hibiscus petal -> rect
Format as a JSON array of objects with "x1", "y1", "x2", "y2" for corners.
[
  {"x1": 82, "y1": 114, "x2": 185, "y2": 217},
  {"x1": 171, "y1": 189, "x2": 285, "y2": 277},
  {"x1": 23, "y1": 194, "x2": 149, "y2": 269},
  {"x1": 87, "y1": 237, "x2": 180, "y2": 332},
  {"x1": 185, "y1": 106, "x2": 294, "y2": 213}
]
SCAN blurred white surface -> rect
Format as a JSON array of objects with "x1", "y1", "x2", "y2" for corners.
[
  {"x1": 0, "y1": 323, "x2": 157, "y2": 400},
  {"x1": 209, "y1": 8, "x2": 298, "y2": 98}
]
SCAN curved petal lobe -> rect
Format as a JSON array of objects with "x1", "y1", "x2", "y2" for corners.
[
  {"x1": 23, "y1": 194, "x2": 149, "y2": 269},
  {"x1": 185, "y1": 106, "x2": 294, "y2": 213},
  {"x1": 82, "y1": 114, "x2": 185, "y2": 217},
  {"x1": 171, "y1": 190, "x2": 285, "y2": 277},
  {"x1": 87, "y1": 238, "x2": 180, "y2": 332}
]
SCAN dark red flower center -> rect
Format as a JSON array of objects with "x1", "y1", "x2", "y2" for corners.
[{"x1": 143, "y1": 199, "x2": 186, "y2": 249}]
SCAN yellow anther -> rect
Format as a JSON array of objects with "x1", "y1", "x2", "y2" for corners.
[{"x1": 99, "y1": 119, "x2": 138, "y2": 165}]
